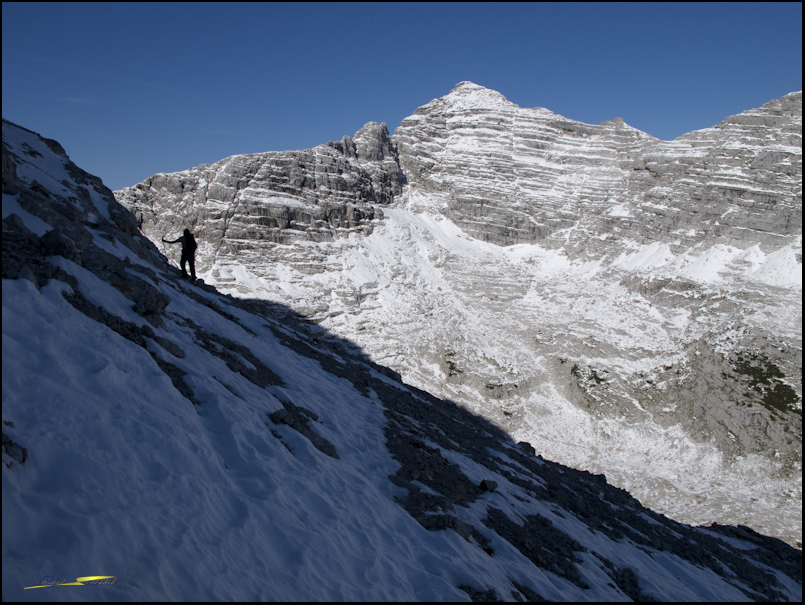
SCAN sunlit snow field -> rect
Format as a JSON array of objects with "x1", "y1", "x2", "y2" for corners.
[{"x1": 200, "y1": 200, "x2": 802, "y2": 548}]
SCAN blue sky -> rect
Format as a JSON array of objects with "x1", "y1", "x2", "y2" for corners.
[{"x1": 3, "y1": 2, "x2": 802, "y2": 191}]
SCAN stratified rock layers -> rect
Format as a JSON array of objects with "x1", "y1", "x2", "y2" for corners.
[
  {"x1": 119, "y1": 82, "x2": 801, "y2": 259},
  {"x1": 120, "y1": 121, "x2": 403, "y2": 253},
  {"x1": 394, "y1": 82, "x2": 801, "y2": 251}
]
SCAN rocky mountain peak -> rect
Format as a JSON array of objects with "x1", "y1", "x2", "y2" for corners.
[
  {"x1": 692, "y1": 90, "x2": 803, "y2": 138},
  {"x1": 353, "y1": 121, "x2": 396, "y2": 161},
  {"x1": 395, "y1": 85, "x2": 800, "y2": 248},
  {"x1": 413, "y1": 80, "x2": 518, "y2": 114}
]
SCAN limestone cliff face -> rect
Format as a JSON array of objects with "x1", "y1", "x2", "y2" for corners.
[
  {"x1": 118, "y1": 121, "x2": 403, "y2": 255},
  {"x1": 394, "y1": 82, "x2": 801, "y2": 252},
  {"x1": 395, "y1": 82, "x2": 658, "y2": 246},
  {"x1": 617, "y1": 91, "x2": 802, "y2": 251},
  {"x1": 118, "y1": 82, "x2": 801, "y2": 258}
]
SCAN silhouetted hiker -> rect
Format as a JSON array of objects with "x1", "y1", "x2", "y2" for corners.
[{"x1": 162, "y1": 229, "x2": 197, "y2": 281}]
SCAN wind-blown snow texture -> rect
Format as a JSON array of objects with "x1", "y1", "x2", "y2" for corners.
[
  {"x1": 2, "y1": 120, "x2": 802, "y2": 600},
  {"x1": 117, "y1": 82, "x2": 802, "y2": 548}
]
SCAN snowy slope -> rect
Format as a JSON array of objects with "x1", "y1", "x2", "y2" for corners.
[
  {"x1": 3, "y1": 121, "x2": 802, "y2": 601},
  {"x1": 196, "y1": 200, "x2": 802, "y2": 541}
]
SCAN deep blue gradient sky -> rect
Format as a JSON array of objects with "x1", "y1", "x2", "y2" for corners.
[{"x1": 3, "y1": 2, "x2": 802, "y2": 191}]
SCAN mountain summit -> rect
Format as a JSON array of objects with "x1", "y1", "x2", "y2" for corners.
[{"x1": 431, "y1": 81, "x2": 518, "y2": 110}]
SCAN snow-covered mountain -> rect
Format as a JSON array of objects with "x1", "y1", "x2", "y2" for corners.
[
  {"x1": 116, "y1": 82, "x2": 802, "y2": 548},
  {"x1": 3, "y1": 118, "x2": 803, "y2": 600}
]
